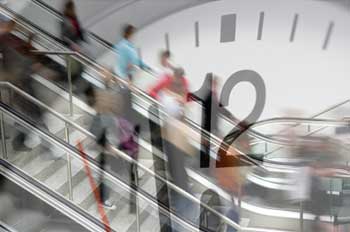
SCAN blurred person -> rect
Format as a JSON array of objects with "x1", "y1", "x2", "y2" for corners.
[
  {"x1": 213, "y1": 124, "x2": 253, "y2": 232},
  {"x1": 199, "y1": 189, "x2": 222, "y2": 231},
  {"x1": 288, "y1": 137, "x2": 342, "y2": 232},
  {"x1": 114, "y1": 24, "x2": 150, "y2": 82},
  {"x1": 157, "y1": 50, "x2": 174, "y2": 75},
  {"x1": 0, "y1": 13, "x2": 15, "y2": 71},
  {"x1": 0, "y1": 30, "x2": 50, "y2": 151},
  {"x1": 60, "y1": 0, "x2": 93, "y2": 98},
  {"x1": 0, "y1": 13, "x2": 36, "y2": 146},
  {"x1": 145, "y1": 50, "x2": 173, "y2": 154},
  {"x1": 0, "y1": 16, "x2": 14, "y2": 36},
  {"x1": 113, "y1": 24, "x2": 151, "y2": 127},
  {"x1": 307, "y1": 139, "x2": 340, "y2": 232},
  {"x1": 90, "y1": 72, "x2": 140, "y2": 211},
  {"x1": 90, "y1": 86, "x2": 119, "y2": 210},
  {"x1": 149, "y1": 67, "x2": 190, "y2": 102},
  {"x1": 150, "y1": 67, "x2": 198, "y2": 228},
  {"x1": 61, "y1": 0, "x2": 84, "y2": 52}
]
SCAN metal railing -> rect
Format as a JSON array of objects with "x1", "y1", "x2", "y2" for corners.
[
  {"x1": 29, "y1": 0, "x2": 115, "y2": 53},
  {"x1": 0, "y1": 221, "x2": 18, "y2": 232},
  {"x1": 0, "y1": 92, "x2": 296, "y2": 232},
  {"x1": 251, "y1": 98, "x2": 350, "y2": 156},
  {"x1": 0, "y1": 103, "x2": 198, "y2": 232},
  {"x1": 0, "y1": 161, "x2": 111, "y2": 232}
]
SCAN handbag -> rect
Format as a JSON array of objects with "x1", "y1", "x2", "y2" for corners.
[{"x1": 117, "y1": 117, "x2": 139, "y2": 159}]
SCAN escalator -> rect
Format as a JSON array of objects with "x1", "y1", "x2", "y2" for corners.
[
  {"x1": 0, "y1": 221, "x2": 17, "y2": 232},
  {"x1": 0, "y1": 169, "x2": 97, "y2": 232},
  {"x1": 3, "y1": 2, "x2": 350, "y2": 230},
  {"x1": 0, "y1": 107, "x2": 112, "y2": 232},
  {"x1": 0, "y1": 101, "x2": 215, "y2": 232}
]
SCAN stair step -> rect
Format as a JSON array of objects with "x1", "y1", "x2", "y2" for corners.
[
  {"x1": 8, "y1": 112, "x2": 85, "y2": 173},
  {"x1": 9, "y1": 141, "x2": 49, "y2": 174},
  {"x1": 81, "y1": 158, "x2": 155, "y2": 211},
  {"x1": 136, "y1": 209, "x2": 161, "y2": 232},
  {"x1": 87, "y1": 190, "x2": 124, "y2": 222},
  {"x1": 125, "y1": 205, "x2": 161, "y2": 232},
  {"x1": 20, "y1": 130, "x2": 91, "y2": 178},
  {"x1": 44, "y1": 113, "x2": 83, "y2": 136}
]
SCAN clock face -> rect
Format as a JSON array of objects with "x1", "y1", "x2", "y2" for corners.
[{"x1": 134, "y1": 0, "x2": 350, "y2": 121}]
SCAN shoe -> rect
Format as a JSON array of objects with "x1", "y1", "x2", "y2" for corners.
[
  {"x1": 24, "y1": 133, "x2": 41, "y2": 149},
  {"x1": 134, "y1": 125, "x2": 141, "y2": 136},
  {"x1": 102, "y1": 200, "x2": 116, "y2": 210},
  {"x1": 12, "y1": 142, "x2": 32, "y2": 152}
]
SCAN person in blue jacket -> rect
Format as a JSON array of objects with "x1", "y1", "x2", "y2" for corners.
[{"x1": 114, "y1": 24, "x2": 150, "y2": 81}]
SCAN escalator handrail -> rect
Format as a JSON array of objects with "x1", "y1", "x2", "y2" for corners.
[
  {"x1": 0, "y1": 102, "x2": 242, "y2": 232},
  {"x1": 222, "y1": 99, "x2": 350, "y2": 141},
  {"x1": 263, "y1": 125, "x2": 338, "y2": 158},
  {"x1": 0, "y1": 160, "x2": 112, "y2": 232},
  {"x1": 29, "y1": 0, "x2": 114, "y2": 51},
  {"x1": 250, "y1": 117, "x2": 350, "y2": 128},
  {"x1": 0, "y1": 82, "x2": 94, "y2": 139},
  {"x1": 260, "y1": 100, "x2": 350, "y2": 157},
  {"x1": 0, "y1": 221, "x2": 17, "y2": 232},
  {"x1": 0, "y1": 5, "x2": 66, "y2": 51}
]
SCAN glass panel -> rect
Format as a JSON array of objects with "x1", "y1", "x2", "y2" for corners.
[
  {"x1": 0, "y1": 173, "x2": 90, "y2": 232},
  {"x1": 0, "y1": 107, "x2": 203, "y2": 232},
  {"x1": 7, "y1": 2, "x2": 61, "y2": 38},
  {"x1": 3, "y1": 112, "x2": 69, "y2": 200},
  {"x1": 6, "y1": 1, "x2": 111, "y2": 60}
]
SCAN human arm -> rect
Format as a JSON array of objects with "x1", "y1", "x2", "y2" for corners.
[{"x1": 148, "y1": 75, "x2": 170, "y2": 99}]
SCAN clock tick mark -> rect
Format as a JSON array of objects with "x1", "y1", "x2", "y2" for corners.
[
  {"x1": 289, "y1": 14, "x2": 299, "y2": 42},
  {"x1": 165, "y1": 33, "x2": 170, "y2": 51},
  {"x1": 220, "y1": 14, "x2": 236, "y2": 43},
  {"x1": 322, "y1": 21, "x2": 334, "y2": 50},
  {"x1": 195, "y1": 21, "x2": 199, "y2": 47},
  {"x1": 257, "y1": 11, "x2": 264, "y2": 40}
]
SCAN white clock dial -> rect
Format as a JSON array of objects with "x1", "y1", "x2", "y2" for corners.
[{"x1": 135, "y1": 0, "x2": 350, "y2": 121}]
